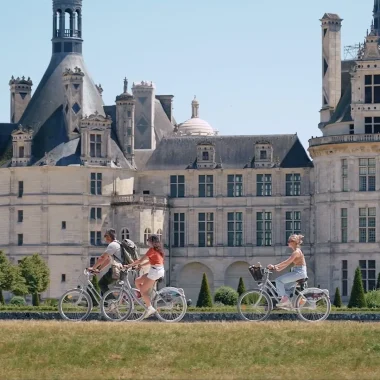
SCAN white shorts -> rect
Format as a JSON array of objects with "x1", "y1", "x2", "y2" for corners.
[{"x1": 147, "y1": 266, "x2": 165, "y2": 281}]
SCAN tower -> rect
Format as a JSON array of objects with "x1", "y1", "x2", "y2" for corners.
[
  {"x1": 52, "y1": 0, "x2": 83, "y2": 55},
  {"x1": 320, "y1": 13, "x2": 342, "y2": 125},
  {"x1": 374, "y1": 0, "x2": 380, "y2": 33},
  {"x1": 132, "y1": 81, "x2": 156, "y2": 150},
  {"x1": 116, "y1": 78, "x2": 136, "y2": 165},
  {"x1": 9, "y1": 76, "x2": 33, "y2": 123}
]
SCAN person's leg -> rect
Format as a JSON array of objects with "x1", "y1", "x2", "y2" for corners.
[
  {"x1": 276, "y1": 271, "x2": 304, "y2": 304},
  {"x1": 140, "y1": 277, "x2": 156, "y2": 308},
  {"x1": 99, "y1": 268, "x2": 113, "y2": 296}
]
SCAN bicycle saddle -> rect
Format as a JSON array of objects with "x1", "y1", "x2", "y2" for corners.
[{"x1": 296, "y1": 278, "x2": 308, "y2": 284}]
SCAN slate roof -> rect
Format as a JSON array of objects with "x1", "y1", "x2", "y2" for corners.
[
  {"x1": 135, "y1": 134, "x2": 312, "y2": 170},
  {"x1": 0, "y1": 123, "x2": 16, "y2": 166}
]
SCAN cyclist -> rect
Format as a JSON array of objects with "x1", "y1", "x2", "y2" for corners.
[
  {"x1": 267, "y1": 234, "x2": 307, "y2": 308},
  {"x1": 126, "y1": 234, "x2": 165, "y2": 318},
  {"x1": 88, "y1": 228, "x2": 121, "y2": 295}
]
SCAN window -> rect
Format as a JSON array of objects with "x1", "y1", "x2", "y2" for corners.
[
  {"x1": 173, "y1": 213, "x2": 185, "y2": 247},
  {"x1": 121, "y1": 228, "x2": 129, "y2": 240},
  {"x1": 144, "y1": 228, "x2": 151, "y2": 243},
  {"x1": 61, "y1": 274, "x2": 66, "y2": 283},
  {"x1": 19, "y1": 146, "x2": 24, "y2": 158},
  {"x1": 341, "y1": 208, "x2": 348, "y2": 243},
  {"x1": 364, "y1": 117, "x2": 380, "y2": 134},
  {"x1": 359, "y1": 207, "x2": 376, "y2": 243},
  {"x1": 90, "y1": 231, "x2": 102, "y2": 246},
  {"x1": 359, "y1": 260, "x2": 376, "y2": 292},
  {"x1": 257, "y1": 212, "x2": 272, "y2": 246},
  {"x1": 90, "y1": 257, "x2": 97, "y2": 267},
  {"x1": 18, "y1": 181, "x2": 24, "y2": 198},
  {"x1": 260, "y1": 150, "x2": 267, "y2": 160},
  {"x1": 90, "y1": 207, "x2": 102, "y2": 221},
  {"x1": 349, "y1": 124, "x2": 354, "y2": 135},
  {"x1": 90, "y1": 173, "x2": 102, "y2": 195},
  {"x1": 18, "y1": 234, "x2": 23, "y2": 246},
  {"x1": 90, "y1": 134, "x2": 102, "y2": 157},
  {"x1": 342, "y1": 260, "x2": 348, "y2": 296},
  {"x1": 199, "y1": 175, "x2": 214, "y2": 197},
  {"x1": 170, "y1": 175, "x2": 185, "y2": 198},
  {"x1": 364, "y1": 75, "x2": 380, "y2": 104},
  {"x1": 17, "y1": 210, "x2": 23, "y2": 223},
  {"x1": 202, "y1": 151, "x2": 209, "y2": 161},
  {"x1": 286, "y1": 174, "x2": 301, "y2": 196},
  {"x1": 199, "y1": 213, "x2": 214, "y2": 247},
  {"x1": 359, "y1": 159, "x2": 376, "y2": 192},
  {"x1": 227, "y1": 175, "x2": 243, "y2": 197},
  {"x1": 341, "y1": 159, "x2": 348, "y2": 192},
  {"x1": 257, "y1": 174, "x2": 272, "y2": 196},
  {"x1": 285, "y1": 211, "x2": 301, "y2": 243},
  {"x1": 156, "y1": 229, "x2": 163, "y2": 242},
  {"x1": 228, "y1": 212, "x2": 243, "y2": 247},
  {"x1": 62, "y1": 221, "x2": 66, "y2": 230},
  {"x1": 143, "y1": 190, "x2": 150, "y2": 195}
]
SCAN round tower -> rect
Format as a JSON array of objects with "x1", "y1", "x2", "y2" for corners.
[{"x1": 52, "y1": 0, "x2": 83, "y2": 55}]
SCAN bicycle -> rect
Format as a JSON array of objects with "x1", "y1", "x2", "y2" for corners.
[
  {"x1": 100, "y1": 267, "x2": 188, "y2": 322},
  {"x1": 58, "y1": 269, "x2": 101, "y2": 321},
  {"x1": 237, "y1": 265, "x2": 331, "y2": 322}
]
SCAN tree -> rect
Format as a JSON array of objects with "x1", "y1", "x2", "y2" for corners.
[
  {"x1": 9, "y1": 266, "x2": 28, "y2": 297},
  {"x1": 237, "y1": 277, "x2": 246, "y2": 297},
  {"x1": 333, "y1": 287, "x2": 342, "y2": 308},
  {"x1": 196, "y1": 273, "x2": 213, "y2": 308},
  {"x1": 348, "y1": 267, "x2": 367, "y2": 308},
  {"x1": 0, "y1": 251, "x2": 12, "y2": 304},
  {"x1": 376, "y1": 272, "x2": 380, "y2": 290},
  {"x1": 19, "y1": 254, "x2": 50, "y2": 306}
]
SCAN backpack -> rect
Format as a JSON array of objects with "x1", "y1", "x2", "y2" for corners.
[{"x1": 114, "y1": 239, "x2": 140, "y2": 265}]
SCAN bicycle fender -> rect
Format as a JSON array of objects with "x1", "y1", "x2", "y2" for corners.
[
  {"x1": 303, "y1": 287, "x2": 330, "y2": 298},
  {"x1": 159, "y1": 287, "x2": 186, "y2": 297}
]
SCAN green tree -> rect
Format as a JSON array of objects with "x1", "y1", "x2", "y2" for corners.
[
  {"x1": 237, "y1": 277, "x2": 246, "y2": 296},
  {"x1": 0, "y1": 251, "x2": 14, "y2": 304},
  {"x1": 376, "y1": 272, "x2": 380, "y2": 290},
  {"x1": 19, "y1": 254, "x2": 50, "y2": 306},
  {"x1": 196, "y1": 273, "x2": 213, "y2": 308},
  {"x1": 348, "y1": 267, "x2": 367, "y2": 308},
  {"x1": 9, "y1": 266, "x2": 28, "y2": 297},
  {"x1": 90, "y1": 275, "x2": 101, "y2": 306},
  {"x1": 333, "y1": 287, "x2": 342, "y2": 308}
]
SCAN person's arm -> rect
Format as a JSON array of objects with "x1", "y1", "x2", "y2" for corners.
[
  {"x1": 274, "y1": 250, "x2": 299, "y2": 272},
  {"x1": 126, "y1": 254, "x2": 149, "y2": 268},
  {"x1": 89, "y1": 252, "x2": 111, "y2": 272}
]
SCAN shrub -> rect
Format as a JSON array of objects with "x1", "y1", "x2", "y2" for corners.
[
  {"x1": 333, "y1": 287, "x2": 342, "y2": 308},
  {"x1": 90, "y1": 275, "x2": 101, "y2": 306},
  {"x1": 44, "y1": 298, "x2": 58, "y2": 307},
  {"x1": 237, "y1": 277, "x2": 246, "y2": 296},
  {"x1": 9, "y1": 296, "x2": 26, "y2": 306},
  {"x1": 214, "y1": 286, "x2": 238, "y2": 306},
  {"x1": 365, "y1": 290, "x2": 380, "y2": 308},
  {"x1": 348, "y1": 267, "x2": 367, "y2": 308},
  {"x1": 196, "y1": 273, "x2": 213, "y2": 308}
]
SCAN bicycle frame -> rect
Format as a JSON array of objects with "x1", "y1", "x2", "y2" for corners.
[{"x1": 77, "y1": 270, "x2": 102, "y2": 306}]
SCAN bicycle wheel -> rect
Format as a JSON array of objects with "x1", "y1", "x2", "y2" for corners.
[
  {"x1": 153, "y1": 287, "x2": 187, "y2": 323},
  {"x1": 296, "y1": 288, "x2": 331, "y2": 322},
  {"x1": 100, "y1": 288, "x2": 133, "y2": 322},
  {"x1": 59, "y1": 289, "x2": 93, "y2": 321},
  {"x1": 238, "y1": 289, "x2": 272, "y2": 322}
]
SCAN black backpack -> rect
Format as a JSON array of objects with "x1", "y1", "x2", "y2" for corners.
[{"x1": 114, "y1": 239, "x2": 140, "y2": 265}]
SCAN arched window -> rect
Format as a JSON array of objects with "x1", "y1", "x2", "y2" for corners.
[
  {"x1": 144, "y1": 228, "x2": 152, "y2": 243},
  {"x1": 156, "y1": 229, "x2": 163, "y2": 242},
  {"x1": 120, "y1": 228, "x2": 129, "y2": 241}
]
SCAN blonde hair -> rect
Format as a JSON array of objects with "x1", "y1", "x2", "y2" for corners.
[{"x1": 288, "y1": 234, "x2": 304, "y2": 247}]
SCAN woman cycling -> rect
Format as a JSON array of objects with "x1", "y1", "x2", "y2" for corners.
[
  {"x1": 267, "y1": 234, "x2": 307, "y2": 308},
  {"x1": 126, "y1": 234, "x2": 165, "y2": 318}
]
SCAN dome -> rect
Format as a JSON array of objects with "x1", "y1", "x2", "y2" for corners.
[{"x1": 177, "y1": 96, "x2": 216, "y2": 136}]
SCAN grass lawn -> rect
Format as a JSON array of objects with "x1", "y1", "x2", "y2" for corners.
[{"x1": 1, "y1": 322, "x2": 380, "y2": 380}]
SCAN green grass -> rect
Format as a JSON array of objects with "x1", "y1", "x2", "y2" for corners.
[{"x1": 0, "y1": 321, "x2": 380, "y2": 380}]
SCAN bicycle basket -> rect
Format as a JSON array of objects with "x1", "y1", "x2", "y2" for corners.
[{"x1": 248, "y1": 266, "x2": 264, "y2": 282}]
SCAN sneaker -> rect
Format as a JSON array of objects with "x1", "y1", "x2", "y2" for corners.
[
  {"x1": 277, "y1": 299, "x2": 291, "y2": 308},
  {"x1": 143, "y1": 306, "x2": 156, "y2": 319}
]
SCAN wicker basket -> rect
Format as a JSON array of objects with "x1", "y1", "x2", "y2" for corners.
[{"x1": 248, "y1": 265, "x2": 264, "y2": 282}]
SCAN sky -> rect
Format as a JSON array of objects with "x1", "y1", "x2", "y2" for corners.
[{"x1": 0, "y1": 0, "x2": 374, "y2": 150}]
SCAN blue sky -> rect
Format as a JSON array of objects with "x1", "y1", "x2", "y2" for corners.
[{"x1": 0, "y1": 0, "x2": 374, "y2": 149}]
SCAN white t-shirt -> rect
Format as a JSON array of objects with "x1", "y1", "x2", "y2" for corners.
[{"x1": 105, "y1": 241, "x2": 122, "y2": 263}]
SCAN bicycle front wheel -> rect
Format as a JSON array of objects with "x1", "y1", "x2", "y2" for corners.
[
  {"x1": 59, "y1": 289, "x2": 93, "y2": 322},
  {"x1": 100, "y1": 288, "x2": 133, "y2": 322},
  {"x1": 238, "y1": 289, "x2": 272, "y2": 322},
  {"x1": 153, "y1": 287, "x2": 187, "y2": 323},
  {"x1": 296, "y1": 288, "x2": 331, "y2": 322}
]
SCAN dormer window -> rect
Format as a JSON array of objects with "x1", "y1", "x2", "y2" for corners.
[
  {"x1": 80, "y1": 113, "x2": 112, "y2": 166},
  {"x1": 196, "y1": 142, "x2": 216, "y2": 169},
  {"x1": 11, "y1": 125, "x2": 33, "y2": 167},
  {"x1": 254, "y1": 141, "x2": 273, "y2": 168}
]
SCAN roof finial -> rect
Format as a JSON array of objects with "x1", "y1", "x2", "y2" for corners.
[
  {"x1": 124, "y1": 77, "x2": 128, "y2": 93},
  {"x1": 191, "y1": 96, "x2": 199, "y2": 118}
]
